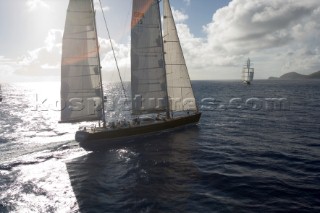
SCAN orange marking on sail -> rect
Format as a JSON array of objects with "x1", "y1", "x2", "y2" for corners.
[
  {"x1": 62, "y1": 48, "x2": 98, "y2": 65},
  {"x1": 131, "y1": 0, "x2": 153, "y2": 28}
]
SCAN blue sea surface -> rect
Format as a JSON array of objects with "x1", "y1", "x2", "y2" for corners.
[{"x1": 0, "y1": 80, "x2": 320, "y2": 212}]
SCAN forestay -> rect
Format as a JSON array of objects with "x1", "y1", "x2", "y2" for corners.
[
  {"x1": 163, "y1": 0, "x2": 197, "y2": 112},
  {"x1": 60, "y1": 0, "x2": 103, "y2": 123}
]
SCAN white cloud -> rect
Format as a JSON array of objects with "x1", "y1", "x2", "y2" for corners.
[
  {"x1": 0, "y1": 56, "x2": 11, "y2": 62},
  {"x1": 0, "y1": 65, "x2": 15, "y2": 82},
  {"x1": 172, "y1": 0, "x2": 320, "y2": 79},
  {"x1": 94, "y1": 0, "x2": 110, "y2": 12},
  {"x1": 1, "y1": 28, "x2": 129, "y2": 82},
  {"x1": 15, "y1": 29, "x2": 63, "y2": 78},
  {"x1": 172, "y1": 8, "x2": 189, "y2": 23},
  {"x1": 44, "y1": 30, "x2": 63, "y2": 52},
  {"x1": 98, "y1": 38, "x2": 130, "y2": 81},
  {"x1": 3, "y1": 0, "x2": 320, "y2": 82},
  {"x1": 26, "y1": 0, "x2": 49, "y2": 11},
  {"x1": 205, "y1": 0, "x2": 320, "y2": 54},
  {"x1": 0, "y1": 56, "x2": 20, "y2": 82}
]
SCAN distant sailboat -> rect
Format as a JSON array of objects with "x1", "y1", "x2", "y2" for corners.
[
  {"x1": 0, "y1": 84, "x2": 2, "y2": 102},
  {"x1": 242, "y1": 58, "x2": 254, "y2": 85},
  {"x1": 60, "y1": 0, "x2": 201, "y2": 151}
]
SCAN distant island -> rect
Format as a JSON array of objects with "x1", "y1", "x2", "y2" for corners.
[{"x1": 269, "y1": 71, "x2": 320, "y2": 80}]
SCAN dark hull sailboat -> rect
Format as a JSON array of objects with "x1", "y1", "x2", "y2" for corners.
[
  {"x1": 61, "y1": 0, "x2": 201, "y2": 151},
  {"x1": 76, "y1": 113, "x2": 201, "y2": 151}
]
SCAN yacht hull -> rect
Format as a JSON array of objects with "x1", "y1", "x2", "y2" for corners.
[{"x1": 76, "y1": 113, "x2": 201, "y2": 151}]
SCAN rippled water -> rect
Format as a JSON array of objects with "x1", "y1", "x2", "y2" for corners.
[{"x1": 0, "y1": 80, "x2": 319, "y2": 212}]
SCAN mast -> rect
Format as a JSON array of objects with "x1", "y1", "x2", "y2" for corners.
[{"x1": 91, "y1": 0, "x2": 106, "y2": 127}]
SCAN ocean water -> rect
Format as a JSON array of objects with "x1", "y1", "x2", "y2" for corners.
[{"x1": 0, "y1": 80, "x2": 320, "y2": 212}]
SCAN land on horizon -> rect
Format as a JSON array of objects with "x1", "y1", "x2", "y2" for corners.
[{"x1": 269, "y1": 70, "x2": 320, "y2": 80}]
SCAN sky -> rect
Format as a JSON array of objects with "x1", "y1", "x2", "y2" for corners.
[{"x1": 0, "y1": 0, "x2": 320, "y2": 82}]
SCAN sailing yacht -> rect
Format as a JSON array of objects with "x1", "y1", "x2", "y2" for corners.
[
  {"x1": 0, "y1": 84, "x2": 2, "y2": 102},
  {"x1": 60, "y1": 0, "x2": 201, "y2": 151},
  {"x1": 242, "y1": 58, "x2": 254, "y2": 85}
]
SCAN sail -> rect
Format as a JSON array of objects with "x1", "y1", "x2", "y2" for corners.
[
  {"x1": 131, "y1": 0, "x2": 169, "y2": 115},
  {"x1": 242, "y1": 58, "x2": 254, "y2": 83},
  {"x1": 242, "y1": 68, "x2": 250, "y2": 82},
  {"x1": 60, "y1": 0, "x2": 103, "y2": 123},
  {"x1": 249, "y1": 69, "x2": 254, "y2": 81},
  {"x1": 163, "y1": 0, "x2": 197, "y2": 112}
]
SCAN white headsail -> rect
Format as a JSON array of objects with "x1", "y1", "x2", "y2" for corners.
[
  {"x1": 131, "y1": 0, "x2": 169, "y2": 115},
  {"x1": 163, "y1": 0, "x2": 197, "y2": 112},
  {"x1": 60, "y1": 0, "x2": 103, "y2": 123}
]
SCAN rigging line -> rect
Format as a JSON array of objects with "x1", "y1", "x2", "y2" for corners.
[{"x1": 98, "y1": 0, "x2": 129, "y2": 105}]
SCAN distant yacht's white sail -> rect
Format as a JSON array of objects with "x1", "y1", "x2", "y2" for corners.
[
  {"x1": 242, "y1": 68, "x2": 254, "y2": 82},
  {"x1": 60, "y1": 0, "x2": 103, "y2": 123},
  {"x1": 131, "y1": 0, "x2": 169, "y2": 115},
  {"x1": 242, "y1": 58, "x2": 254, "y2": 84},
  {"x1": 242, "y1": 68, "x2": 250, "y2": 82},
  {"x1": 163, "y1": 0, "x2": 197, "y2": 112},
  {"x1": 249, "y1": 71, "x2": 254, "y2": 81}
]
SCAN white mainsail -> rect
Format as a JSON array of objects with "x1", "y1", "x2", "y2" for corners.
[
  {"x1": 131, "y1": 0, "x2": 169, "y2": 115},
  {"x1": 242, "y1": 67, "x2": 254, "y2": 82},
  {"x1": 242, "y1": 68, "x2": 249, "y2": 82},
  {"x1": 60, "y1": 0, "x2": 103, "y2": 123},
  {"x1": 163, "y1": 0, "x2": 197, "y2": 112}
]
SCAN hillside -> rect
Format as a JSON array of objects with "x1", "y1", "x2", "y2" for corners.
[
  {"x1": 308, "y1": 71, "x2": 320, "y2": 79},
  {"x1": 269, "y1": 71, "x2": 320, "y2": 80}
]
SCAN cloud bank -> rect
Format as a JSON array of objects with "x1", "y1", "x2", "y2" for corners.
[
  {"x1": 2, "y1": 0, "x2": 320, "y2": 82},
  {"x1": 176, "y1": 0, "x2": 320, "y2": 78}
]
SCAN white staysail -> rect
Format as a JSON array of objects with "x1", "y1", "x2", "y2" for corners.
[
  {"x1": 163, "y1": 0, "x2": 197, "y2": 112},
  {"x1": 131, "y1": 0, "x2": 169, "y2": 115},
  {"x1": 60, "y1": 0, "x2": 103, "y2": 123}
]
